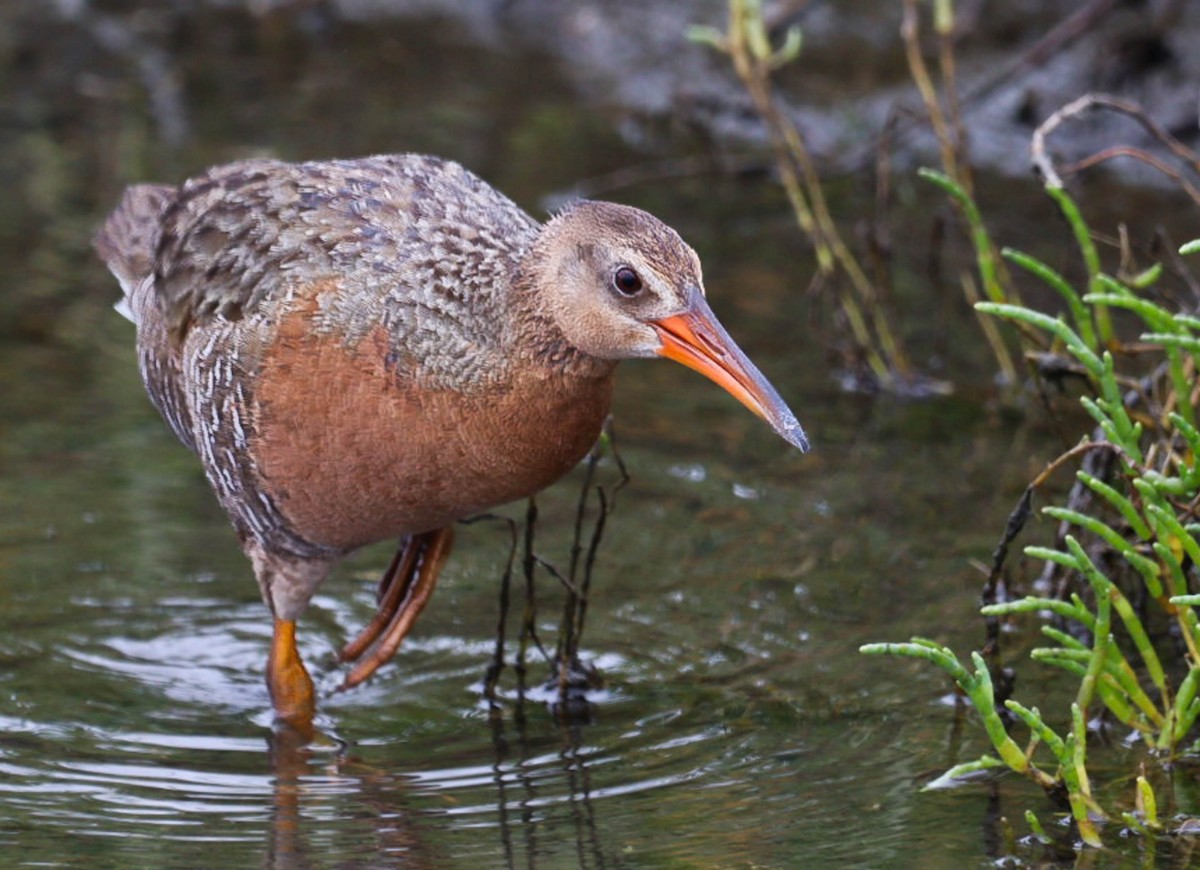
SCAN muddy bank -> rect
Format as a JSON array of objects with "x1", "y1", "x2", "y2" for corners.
[
  {"x1": 350, "y1": 0, "x2": 1199, "y2": 184},
  {"x1": 5, "y1": 1, "x2": 1197, "y2": 185}
]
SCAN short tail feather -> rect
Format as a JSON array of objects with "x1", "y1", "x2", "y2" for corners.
[{"x1": 93, "y1": 183, "x2": 175, "y2": 323}]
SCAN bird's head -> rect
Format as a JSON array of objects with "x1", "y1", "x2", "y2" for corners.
[{"x1": 527, "y1": 200, "x2": 808, "y2": 452}]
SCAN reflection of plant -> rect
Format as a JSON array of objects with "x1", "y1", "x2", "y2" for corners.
[{"x1": 865, "y1": 173, "x2": 1200, "y2": 847}]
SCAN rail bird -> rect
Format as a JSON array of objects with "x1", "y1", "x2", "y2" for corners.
[{"x1": 94, "y1": 153, "x2": 807, "y2": 733}]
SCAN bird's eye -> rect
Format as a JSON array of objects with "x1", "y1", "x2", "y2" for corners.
[{"x1": 612, "y1": 266, "x2": 643, "y2": 296}]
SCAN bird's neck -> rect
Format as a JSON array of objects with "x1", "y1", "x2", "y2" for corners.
[{"x1": 506, "y1": 250, "x2": 615, "y2": 383}]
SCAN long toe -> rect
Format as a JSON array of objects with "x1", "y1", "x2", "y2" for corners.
[
  {"x1": 339, "y1": 538, "x2": 419, "y2": 663},
  {"x1": 340, "y1": 527, "x2": 454, "y2": 690}
]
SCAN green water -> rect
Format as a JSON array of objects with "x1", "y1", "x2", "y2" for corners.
[
  {"x1": 3, "y1": 3, "x2": 1197, "y2": 867},
  {"x1": 0, "y1": 312, "x2": 1036, "y2": 868}
]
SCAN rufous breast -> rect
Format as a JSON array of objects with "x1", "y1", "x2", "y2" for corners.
[{"x1": 250, "y1": 280, "x2": 615, "y2": 551}]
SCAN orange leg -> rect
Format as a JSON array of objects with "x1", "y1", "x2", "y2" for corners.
[
  {"x1": 267, "y1": 617, "x2": 316, "y2": 737},
  {"x1": 339, "y1": 527, "x2": 454, "y2": 690}
]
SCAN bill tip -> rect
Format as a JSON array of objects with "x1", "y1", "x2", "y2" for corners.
[
  {"x1": 784, "y1": 422, "x2": 811, "y2": 453},
  {"x1": 772, "y1": 410, "x2": 810, "y2": 453}
]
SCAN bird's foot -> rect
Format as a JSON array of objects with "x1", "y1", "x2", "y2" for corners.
[
  {"x1": 337, "y1": 527, "x2": 454, "y2": 690},
  {"x1": 337, "y1": 539, "x2": 420, "y2": 663}
]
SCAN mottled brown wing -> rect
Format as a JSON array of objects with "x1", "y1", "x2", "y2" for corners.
[
  {"x1": 147, "y1": 154, "x2": 541, "y2": 358},
  {"x1": 151, "y1": 159, "x2": 307, "y2": 343}
]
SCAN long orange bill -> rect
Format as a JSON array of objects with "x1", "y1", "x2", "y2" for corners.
[{"x1": 651, "y1": 286, "x2": 809, "y2": 452}]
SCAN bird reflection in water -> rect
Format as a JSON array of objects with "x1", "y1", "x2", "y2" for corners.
[{"x1": 264, "y1": 696, "x2": 617, "y2": 869}]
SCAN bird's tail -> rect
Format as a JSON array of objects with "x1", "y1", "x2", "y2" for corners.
[{"x1": 93, "y1": 184, "x2": 175, "y2": 324}]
